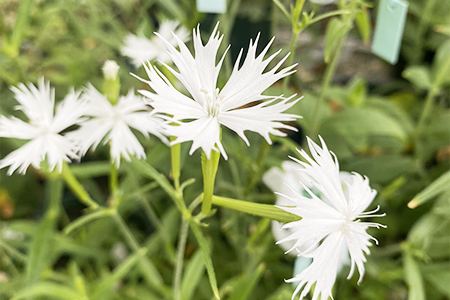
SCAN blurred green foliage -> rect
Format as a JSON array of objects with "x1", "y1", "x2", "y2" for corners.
[{"x1": 0, "y1": 0, "x2": 449, "y2": 299}]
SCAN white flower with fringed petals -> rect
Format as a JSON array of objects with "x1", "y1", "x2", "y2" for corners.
[
  {"x1": 135, "y1": 23, "x2": 301, "y2": 159},
  {"x1": 276, "y1": 137, "x2": 385, "y2": 300}
]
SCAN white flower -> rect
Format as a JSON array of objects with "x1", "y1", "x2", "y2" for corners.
[
  {"x1": 0, "y1": 79, "x2": 85, "y2": 175},
  {"x1": 102, "y1": 60, "x2": 120, "y2": 79},
  {"x1": 121, "y1": 20, "x2": 190, "y2": 67},
  {"x1": 309, "y1": 0, "x2": 336, "y2": 5},
  {"x1": 276, "y1": 136, "x2": 385, "y2": 300},
  {"x1": 67, "y1": 85, "x2": 168, "y2": 167},
  {"x1": 135, "y1": 23, "x2": 301, "y2": 159}
]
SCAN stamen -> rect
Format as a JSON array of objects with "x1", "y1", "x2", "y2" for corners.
[{"x1": 200, "y1": 88, "x2": 208, "y2": 94}]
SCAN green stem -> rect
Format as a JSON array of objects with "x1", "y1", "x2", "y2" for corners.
[
  {"x1": 60, "y1": 162, "x2": 98, "y2": 210},
  {"x1": 112, "y1": 212, "x2": 168, "y2": 296},
  {"x1": 140, "y1": 197, "x2": 176, "y2": 261},
  {"x1": 25, "y1": 174, "x2": 63, "y2": 288},
  {"x1": 244, "y1": 141, "x2": 270, "y2": 196},
  {"x1": 211, "y1": 195, "x2": 301, "y2": 223},
  {"x1": 282, "y1": 29, "x2": 301, "y2": 92},
  {"x1": 0, "y1": 239, "x2": 27, "y2": 263},
  {"x1": 415, "y1": 48, "x2": 450, "y2": 160},
  {"x1": 173, "y1": 219, "x2": 189, "y2": 300},
  {"x1": 201, "y1": 150, "x2": 220, "y2": 215},
  {"x1": 110, "y1": 162, "x2": 119, "y2": 205},
  {"x1": 310, "y1": 36, "x2": 345, "y2": 135},
  {"x1": 171, "y1": 138, "x2": 181, "y2": 191}
]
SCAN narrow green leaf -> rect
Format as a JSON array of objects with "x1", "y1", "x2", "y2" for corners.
[
  {"x1": 180, "y1": 249, "x2": 206, "y2": 300},
  {"x1": 403, "y1": 252, "x2": 425, "y2": 300},
  {"x1": 422, "y1": 263, "x2": 450, "y2": 297},
  {"x1": 25, "y1": 176, "x2": 63, "y2": 287},
  {"x1": 92, "y1": 248, "x2": 147, "y2": 299},
  {"x1": 227, "y1": 264, "x2": 266, "y2": 300},
  {"x1": 12, "y1": 282, "x2": 81, "y2": 300},
  {"x1": 64, "y1": 209, "x2": 113, "y2": 235},
  {"x1": 408, "y1": 170, "x2": 450, "y2": 208},
  {"x1": 189, "y1": 221, "x2": 220, "y2": 299},
  {"x1": 4, "y1": 0, "x2": 34, "y2": 57},
  {"x1": 70, "y1": 162, "x2": 111, "y2": 178}
]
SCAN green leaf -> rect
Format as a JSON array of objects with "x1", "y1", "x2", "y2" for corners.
[
  {"x1": 64, "y1": 209, "x2": 113, "y2": 235},
  {"x1": 180, "y1": 249, "x2": 206, "y2": 300},
  {"x1": 348, "y1": 78, "x2": 367, "y2": 106},
  {"x1": 92, "y1": 248, "x2": 148, "y2": 299},
  {"x1": 346, "y1": 155, "x2": 416, "y2": 185},
  {"x1": 70, "y1": 162, "x2": 111, "y2": 178},
  {"x1": 355, "y1": 7, "x2": 371, "y2": 44},
  {"x1": 12, "y1": 282, "x2": 81, "y2": 300},
  {"x1": 320, "y1": 107, "x2": 407, "y2": 149},
  {"x1": 403, "y1": 252, "x2": 426, "y2": 300},
  {"x1": 227, "y1": 263, "x2": 265, "y2": 300},
  {"x1": 189, "y1": 221, "x2": 220, "y2": 300},
  {"x1": 25, "y1": 177, "x2": 63, "y2": 287},
  {"x1": 402, "y1": 66, "x2": 433, "y2": 90},
  {"x1": 422, "y1": 263, "x2": 450, "y2": 297},
  {"x1": 324, "y1": 18, "x2": 348, "y2": 63},
  {"x1": 408, "y1": 170, "x2": 450, "y2": 208},
  {"x1": 432, "y1": 39, "x2": 450, "y2": 87}
]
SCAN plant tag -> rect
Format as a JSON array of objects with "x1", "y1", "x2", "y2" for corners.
[
  {"x1": 371, "y1": 0, "x2": 409, "y2": 64},
  {"x1": 196, "y1": 0, "x2": 226, "y2": 14}
]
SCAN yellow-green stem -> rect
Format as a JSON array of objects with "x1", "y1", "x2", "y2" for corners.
[
  {"x1": 171, "y1": 137, "x2": 181, "y2": 191},
  {"x1": 310, "y1": 37, "x2": 345, "y2": 135},
  {"x1": 211, "y1": 195, "x2": 301, "y2": 223},
  {"x1": 201, "y1": 150, "x2": 220, "y2": 215},
  {"x1": 60, "y1": 162, "x2": 98, "y2": 210},
  {"x1": 173, "y1": 218, "x2": 189, "y2": 300}
]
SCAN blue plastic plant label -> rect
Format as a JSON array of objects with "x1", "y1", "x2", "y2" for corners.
[
  {"x1": 196, "y1": 0, "x2": 226, "y2": 14},
  {"x1": 372, "y1": 0, "x2": 409, "y2": 64}
]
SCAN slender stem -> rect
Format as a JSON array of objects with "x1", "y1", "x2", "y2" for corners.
[
  {"x1": 244, "y1": 141, "x2": 270, "y2": 196},
  {"x1": 415, "y1": 47, "x2": 450, "y2": 160},
  {"x1": 113, "y1": 213, "x2": 141, "y2": 251},
  {"x1": 110, "y1": 162, "x2": 119, "y2": 205},
  {"x1": 0, "y1": 239, "x2": 27, "y2": 263},
  {"x1": 211, "y1": 195, "x2": 301, "y2": 223},
  {"x1": 201, "y1": 150, "x2": 220, "y2": 215},
  {"x1": 112, "y1": 212, "x2": 168, "y2": 296},
  {"x1": 140, "y1": 197, "x2": 176, "y2": 261},
  {"x1": 60, "y1": 162, "x2": 98, "y2": 210},
  {"x1": 173, "y1": 218, "x2": 189, "y2": 300},
  {"x1": 310, "y1": 37, "x2": 345, "y2": 135},
  {"x1": 282, "y1": 29, "x2": 300, "y2": 92},
  {"x1": 171, "y1": 138, "x2": 181, "y2": 191}
]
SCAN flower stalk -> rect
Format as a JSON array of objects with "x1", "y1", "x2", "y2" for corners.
[
  {"x1": 60, "y1": 162, "x2": 98, "y2": 210},
  {"x1": 201, "y1": 150, "x2": 220, "y2": 215},
  {"x1": 211, "y1": 195, "x2": 300, "y2": 223}
]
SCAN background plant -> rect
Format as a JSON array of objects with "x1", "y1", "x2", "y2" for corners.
[{"x1": 0, "y1": 0, "x2": 449, "y2": 299}]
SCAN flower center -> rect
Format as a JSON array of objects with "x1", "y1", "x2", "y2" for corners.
[{"x1": 200, "y1": 88, "x2": 223, "y2": 117}]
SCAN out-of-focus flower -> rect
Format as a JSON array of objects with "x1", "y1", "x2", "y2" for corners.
[
  {"x1": 276, "y1": 136, "x2": 385, "y2": 300},
  {"x1": 0, "y1": 79, "x2": 85, "y2": 175},
  {"x1": 102, "y1": 60, "x2": 120, "y2": 79},
  {"x1": 121, "y1": 20, "x2": 190, "y2": 67},
  {"x1": 67, "y1": 85, "x2": 168, "y2": 166},
  {"x1": 136, "y1": 23, "x2": 300, "y2": 159},
  {"x1": 309, "y1": 0, "x2": 336, "y2": 5}
]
